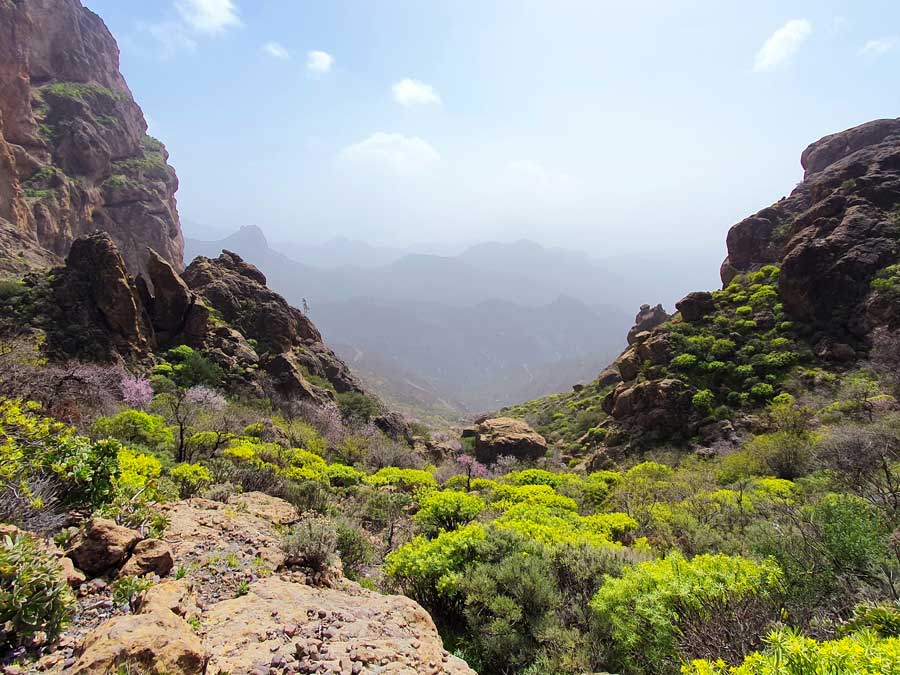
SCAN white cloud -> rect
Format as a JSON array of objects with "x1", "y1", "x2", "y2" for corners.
[
  {"x1": 860, "y1": 37, "x2": 899, "y2": 57},
  {"x1": 753, "y1": 19, "x2": 812, "y2": 72},
  {"x1": 263, "y1": 41, "x2": 290, "y2": 59},
  {"x1": 174, "y1": 0, "x2": 241, "y2": 35},
  {"x1": 307, "y1": 50, "x2": 334, "y2": 73},
  {"x1": 136, "y1": 21, "x2": 198, "y2": 59},
  {"x1": 392, "y1": 78, "x2": 441, "y2": 107},
  {"x1": 338, "y1": 132, "x2": 440, "y2": 174}
]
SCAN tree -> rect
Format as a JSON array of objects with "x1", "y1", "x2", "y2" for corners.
[{"x1": 153, "y1": 385, "x2": 227, "y2": 462}]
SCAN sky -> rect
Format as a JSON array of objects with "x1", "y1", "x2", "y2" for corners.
[{"x1": 84, "y1": 0, "x2": 900, "y2": 278}]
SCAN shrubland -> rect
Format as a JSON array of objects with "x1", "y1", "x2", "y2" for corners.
[{"x1": 0, "y1": 322, "x2": 898, "y2": 675}]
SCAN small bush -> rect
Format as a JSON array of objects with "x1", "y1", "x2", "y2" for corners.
[
  {"x1": 110, "y1": 575, "x2": 154, "y2": 610},
  {"x1": 414, "y1": 490, "x2": 485, "y2": 536},
  {"x1": 0, "y1": 533, "x2": 75, "y2": 649},
  {"x1": 336, "y1": 391, "x2": 382, "y2": 424},
  {"x1": 169, "y1": 463, "x2": 212, "y2": 498},
  {"x1": 334, "y1": 520, "x2": 375, "y2": 580},
  {"x1": 282, "y1": 514, "x2": 338, "y2": 572}
]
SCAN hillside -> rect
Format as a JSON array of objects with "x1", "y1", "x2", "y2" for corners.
[
  {"x1": 186, "y1": 228, "x2": 630, "y2": 416},
  {"x1": 2, "y1": 2, "x2": 900, "y2": 675},
  {"x1": 503, "y1": 118, "x2": 900, "y2": 461}
]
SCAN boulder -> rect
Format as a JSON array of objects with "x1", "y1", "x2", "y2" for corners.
[
  {"x1": 201, "y1": 576, "x2": 475, "y2": 675},
  {"x1": 373, "y1": 410, "x2": 414, "y2": 444},
  {"x1": 68, "y1": 605, "x2": 205, "y2": 675},
  {"x1": 626, "y1": 303, "x2": 670, "y2": 344},
  {"x1": 66, "y1": 518, "x2": 141, "y2": 577},
  {"x1": 676, "y1": 291, "x2": 716, "y2": 322},
  {"x1": 135, "y1": 579, "x2": 200, "y2": 619},
  {"x1": 119, "y1": 538, "x2": 175, "y2": 578},
  {"x1": 227, "y1": 491, "x2": 299, "y2": 525},
  {"x1": 603, "y1": 378, "x2": 695, "y2": 438},
  {"x1": 473, "y1": 417, "x2": 548, "y2": 463},
  {"x1": 614, "y1": 347, "x2": 641, "y2": 382},
  {"x1": 597, "y1": 368, "x2": 622, "y2": 388}
]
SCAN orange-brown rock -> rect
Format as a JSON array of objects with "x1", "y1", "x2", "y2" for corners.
[
  {"x1": 0, "y1": 0, "x2": 183, "y2": 275},
  {"x1": 473, "y1": 416, "x2": 548, "y2": 463},
  {"x1": 65, "y1": 517, "x2": 141, "y2": 577}
]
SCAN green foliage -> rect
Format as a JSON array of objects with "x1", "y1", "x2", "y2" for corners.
[
  {"x1": 591, "y1": 553, "x2": 782, "y2": 675},
  {"x1": 364, "y1": 467, "x2": 437, "y2": 492},
  {"x1": 160, "y1": 345, "x2": 224, "y2": 388},
  {"x1": 334, "y1": 520, "x2": 375, "y2": 580},
  {"x1": 414, "y1": 490, "x2": 486, "y2": 536},
  {"x1": 110, "y1": 575, "x2": 154, "y2": 610},
  {"x1": 872, "y1": 264, "x2": 900, "y2": 297},
  {"x1": 45, "y1": 81, "x2": 125, "y2": 104},
  {"x1": 0, "y1": 533, "x2": 75, "y2": 649},
  {"x1": 169, "y1": 463, "x2": 212, "y2": 498},
  {"x1": 385, "y1": 523, "x2": 487, "y2": 610},
  {"x1": 92, "y1": 409, "x2": 173, "y2": 450},
  {"x1": 336, "y1": 391, "x2": 382, "y2": 424},
  {"x1": 0, "y1": 399, "x2": 121, "y2": 513},
  {"x1": 282, "y1": 514, "x2": 338, "y2": 572},
  {"x1": 324, "y1": 463, "x2": 365, "y2": 487},
  {"x1": 683, "y1": 628, "x2": 900, "y2": 675}
]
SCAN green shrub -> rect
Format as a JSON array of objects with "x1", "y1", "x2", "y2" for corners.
[
  {"x1": 0, "y1": 533, "x2": 75, "y2": 649},
  {"x1": 169, "y1": 463, "x2": 212, "y2": 498},
  {"x1": 92, "y1": 409, "x2": 173, "y2": 450},
  {"x1": 110, "y1": 575, "x2": 154, "y2": 610},
  {"x1": 164, "y1": 345, "x2": 224, "y2": 388},
  {"x1": 364, "y1": 467, "x2": 437, "y2": 492},
  {"x1": 414, "y1": 490, "x2": 485, "y2": 536},
  {"x1": 324, "y1": 463, "x2": 365, "y2": 487},
  {"x1": 336, "y1": 391, "x2": 382, "y2": 424},
  {"x1": 334, "y1": 520, "x2": 375, "y2": 580},
  {"x1": 282, "y1": 514, "x2": 338, "y2": 572},
  {"x1": 683, "y1": 627, "x2": 900, "y2": 675},
  {"x1": 590, "y1": 553, "x2": 782, "y2": 675}
]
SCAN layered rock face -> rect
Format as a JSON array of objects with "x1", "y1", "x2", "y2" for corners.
[
  {"x1": 0, "y1": 0, "x2": 183, "y2": 275},
  {"x1": 721, "y1": 118, "x2": 900, "y2": 339}
]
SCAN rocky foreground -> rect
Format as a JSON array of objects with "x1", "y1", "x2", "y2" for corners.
[{"x1": 19, "y1": 492, "x2": 473, "y2": 675}]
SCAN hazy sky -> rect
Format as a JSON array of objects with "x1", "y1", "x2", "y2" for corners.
[{"x1": 85, "y1": 0, "x2": 899, "y2": 271}]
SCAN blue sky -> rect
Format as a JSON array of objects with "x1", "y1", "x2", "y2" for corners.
[{"x1": 84, "y1": 0, "x2": 899, "y2": 277}]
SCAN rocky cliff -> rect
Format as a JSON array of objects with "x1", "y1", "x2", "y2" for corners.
[
  {"x1": 0, "y1": 0, "x2": 183, "y2": 275},
  {"x1": 502, "y1": 119, "x2": 900, "y2": 459}
]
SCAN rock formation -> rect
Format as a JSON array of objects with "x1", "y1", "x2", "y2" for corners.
[
  {"x1": 14, "y1": 232, "x2": 364, "y2": 406},
  {"x1": 0, "y1": 0, "x2": 183, "y2": 275},
  {"x1": 43, "y1": 493, "x2": 475, "y2": 675},
  {"x1": 721, "y1": 117, "x2": 900, "y2": 340},
  {"x1": 470, "y1": 416, "x2": 548, "y2": 463}
]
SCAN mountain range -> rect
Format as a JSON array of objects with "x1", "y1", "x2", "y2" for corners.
[{"x1": 185, "y1": 227, "x2": 648, "y2": 418}]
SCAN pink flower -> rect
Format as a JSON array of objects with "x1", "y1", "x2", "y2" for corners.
[{"x1": 121, "y1": 375, "x2": 153, "y2": 408}]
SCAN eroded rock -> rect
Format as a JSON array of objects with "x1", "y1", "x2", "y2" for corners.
[{"x1": 473, "y1": 417, "x2": 548, "y2": 463}]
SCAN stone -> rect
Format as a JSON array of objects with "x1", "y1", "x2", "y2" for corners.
[
  {"x1": 145, "y1": 247, "x2": 195, "y2": 338},
  {"x1": 66, "y1": 518, "x2": 141, "y2": 577},
  {"x1": 472, "y1": 417, "x2": 547, "y2": 463},
  {"x1": 119, "y1": 538, "x2": 175, "y2": 578},
  {"x1": 68, "y1": 607, "x2": 205, "y2": 675},
  {"x1": 135, "y1": 579, "x2": 200, "y2": 619},
  {"x1": 626, "y1": 303, "x2": 671, "y2": 344},
  {"x1": 201, "y1": 577, "x2": 475, "y2": 675},
  {"x1": 676, "y1": 291, "x2": 716, "y2": 322}
]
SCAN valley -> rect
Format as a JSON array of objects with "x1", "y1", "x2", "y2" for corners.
[{"x1": 0, "y1": 2, "x2": 899, "y2": 675}]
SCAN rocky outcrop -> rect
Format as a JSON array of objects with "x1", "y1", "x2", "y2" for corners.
[
  {"x1": 472, "y1": 416, "x2": 548, "y2": 463},
  {"x1": 119, "y1": 538, "x2": 175, "y2": 578},
  {"x1": 183, "y1": 250, "x2": 363, "y2": 402},
  {"x1": 68, "y1": 595, "x2": 206, "y2": 675},
  {"x1": 53, "y1": 493, "x2": 475, "y2": 675},
  {"x1": 721, "y1": 118, "x2": 900, "y2": 340},
  {"x1": 603, "y1": 378, "x2": 695, "y2": 440},
  {"x1": 14, "y1": 233, "x2": 370, "y2": 408},
  {"x1": 676, "y1": 291, "x2": 716, "y2": 322},
  {"x1": 0, "y1": 0, "x2": 183, "y2": 276},
  {"x1": 65, "y1": 518, "x2": 141, "y2": 577},
  {"x1": 627, "y1": 303, "x2": 670, "y2": 344}
]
